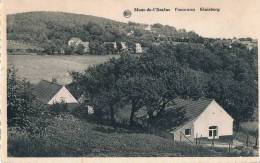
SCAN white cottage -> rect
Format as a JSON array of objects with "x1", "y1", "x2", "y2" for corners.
[
  {"x1": 32, "y1": 80, "x2": 78, "y2": 105},
  {"x1": 120, "y1": 42, "x2": 127, "y2": 50},
  {"x1": 169, "y1": 98, "x2": 233, "y2": 142},
  {"x1": 68, "y1": 37, "x2": 90, "y2": 53},
  {"x1": 135, "y1": 43, "x2": 143, "y2": 53}
]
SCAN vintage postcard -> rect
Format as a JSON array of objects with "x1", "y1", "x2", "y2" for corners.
[{"x1": 0, "y1": 0, "x2": 260, "y2": 163}]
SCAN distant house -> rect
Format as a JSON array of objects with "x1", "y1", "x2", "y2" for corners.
[
  {"x1": 32, "y1": 80, "x2": 78, "y2": 105},
  {"x1": 68, "y1": 37, "x2": 82, "y2": 46},
  {"x1": 144, "y1": 25, "x2": 151, "y2": 31},
  {"x1": 135, "y1": 43, "x2": 143, "y2": 53},
  {"x1": 121, "y1": 42, "x2": 127, "y2": 50},
  {"x1": 68, "y1": 37, "x2": 90, "y2": 53},
  {"x1": 104, "y1": 42, "x2": 117, "y2": 50},
  {"x1": 232, "y1": 38, "x2": 257, "y2": 51},
  {"x1": 168, "y1": 98, "x2": 233, "y2": 142},
  {"x1": 127, "y1": 30, "x2": 134, "y2": 36}
]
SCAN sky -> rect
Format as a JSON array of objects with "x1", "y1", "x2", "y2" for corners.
[{"x1": 4, "y1": 0, "x2": 260, "y2": 38}]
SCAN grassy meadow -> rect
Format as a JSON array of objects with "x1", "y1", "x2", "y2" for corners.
[
  {"x1": 8, "y1": 54, "x2": 119, "y2": 85},
  {"x1": 8, "y1": 113, "x2": 255, "y2": 157}
]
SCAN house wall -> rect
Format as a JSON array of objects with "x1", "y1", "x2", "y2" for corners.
[
  {"x1": 68, "y1": 39, "x2": 82, "y2": 46},
  {"x1": 171, "y1": 120, "x2": 194, "y2": 142},
  {"x1": 193, "y1": 100, "x2": 233, "y2": 139},
  {"x1": 48, "y1": 86, "x2": 78, "y2": 104},
  {"x1": 135, "y1": 43, "x2": 142, "y2": 53}
]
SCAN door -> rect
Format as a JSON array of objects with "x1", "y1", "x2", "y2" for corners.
[{"x1": 208, "y1": 126, "x2": 218, "y2": 139}]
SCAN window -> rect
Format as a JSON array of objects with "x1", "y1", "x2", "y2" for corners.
[
  {"x1": 209, "y1": 126, "x2": 218, "y2": 139},
  {"x1": 185, "y1": 129, "x2": 191, "y2": 136}
]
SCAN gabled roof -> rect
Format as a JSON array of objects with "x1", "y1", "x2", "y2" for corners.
[
  {"x1": 32, "y1": 80, "x2": 63, "y2": 104},
  {"x1": 168, "y1": 98, "x2": 213, "y2": 121},
  {"x1": 135, "y1": 97, "x2": 213, "y2": 122}
]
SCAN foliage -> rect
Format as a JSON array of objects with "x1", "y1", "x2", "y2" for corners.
[
  {"x1": 8, "y1": 66, "x2": 36, "y2": 128},
  {"x1": 7, "y1": 66, "x2": 51, "y2": 134},
  {"x1": 71, "y1": 37, "x2": 257, "y2": 128},
  {"x1": 240, "y1": 121, "x2": 258, "y2": 147}
]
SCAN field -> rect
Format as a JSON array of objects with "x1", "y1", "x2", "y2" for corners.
[{"x1": 8, "y1": 54, "x2": 119, "y2": 84}]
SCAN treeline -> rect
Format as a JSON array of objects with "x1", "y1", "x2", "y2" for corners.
[{"x1": 69, "y1": 42, "x2": 257, "y2": 129}]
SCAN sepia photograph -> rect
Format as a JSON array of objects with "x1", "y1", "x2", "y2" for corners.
[{"x1": 1, "y1": 0, "x2": 260, "y2": 161}]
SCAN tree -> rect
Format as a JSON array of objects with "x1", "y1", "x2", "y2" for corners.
[
  {"x1": 75, "y1": 43, "x2": 85, "y2": 55},
  {"x1": 64, "y1": 46, "x2": 74, "y2": 55},
  {"x1": 89, "y1": 41, "x2": 105, "y2": 55},
  {"x1": 42, "y1": 42, "x2": 56, "y2": 55},
  {"x1": 70, "y1": 57, "x2": 125, "y2": 127},
  {"x1": 116, "y1": 41, "x2": 123, "y2": 53},
  {"x1": 7, "y1": 67, "x2": 50, "y2": 133},
  {"x1": 240, "y1": 122, "x2": 258, "y2": 148},
  {"x1": 8, "y1": 67, "x2": 34, "y2": 128}
]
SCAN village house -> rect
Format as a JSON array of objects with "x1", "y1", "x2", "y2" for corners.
[
  {"x1": 104, "y1": 42, "x2": 117, "y2": 50},
  {"x1": 135, "y1": 98, "x2": 233, "y2": 142},
  {"x1": 127, "y1": 30, "x2": 134, "y2": 36},
  {"x1": 144, "y1": 24, "x2": 151, "y2": 31},
  {"x1": 32, "y1": 80, "x2": 95, "y2": 114},
  {"x1": 32, "y1": 80, "x2": 78, "y2": 106},
  {"x1": 232, "y1": 38, "x2": 257, "y2": 51},
  {"x1": 68, "y1": 37, "x2": 82, "y2": 46},
  {"x1": 135, "y1": 43, "x2": 143, "y2": 53},
  {"x1": 68, "y1": 37, "x2": 90, "y2": 53},
  {"x1": 168, "y1": 98, "x2": 233, "y2": 142},
  {"x1": 120, "y1": 42, "x2": 127, "y2": 50}
]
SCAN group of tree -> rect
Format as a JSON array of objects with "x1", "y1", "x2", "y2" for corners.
[{"x1": 70, "y1": 41, "x2": 257, "y2": 129}]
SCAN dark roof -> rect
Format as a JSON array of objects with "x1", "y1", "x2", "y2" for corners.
[
  {"x1": 32, "y1": 80, "x2": 63, "y2": 103},
  {"x1": 135, "y1": 98, "x2": 213, "y2": 122},
  {"x1": 168, "y1": 98, "x2": 213, "y2": 121}
]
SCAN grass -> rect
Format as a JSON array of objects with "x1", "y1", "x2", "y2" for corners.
[
  {"x1": 8, "y1": 54, "x2": 119, "y2": 85},
  {"x1": 8, "y1": 113, "x2": 256, "y2": 157}
]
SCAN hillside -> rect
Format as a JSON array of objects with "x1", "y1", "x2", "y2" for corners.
[
  {"x1": 7, "y1": 11, "x2": 202, "y2": 53},
  {"x1": 7, "y1": 11, "x2": 127, "y2": 43}
]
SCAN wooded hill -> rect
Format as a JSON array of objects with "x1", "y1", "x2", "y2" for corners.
[{"x1": 7, "y1": 11, "x2": 203, "y2": 55}]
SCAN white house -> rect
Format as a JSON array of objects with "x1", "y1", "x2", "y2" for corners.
[
  {"x1": 169, "y1": 98, "x2": 233, "y2": 142},
  {"x1": 68, "y1": 37, "x2": 82, "y2": 46},
  {"x1": 121, "y1": 42, "x2": 127, "y2": 50},
  {"x1": 32, "y1": 80, "x2": 78, "y2": 105},
  {"x1": 144, "y1": 24, "x2": 151, "y2": 31},
  {"x1": 135, "y1": 43, "x2": 143, "y2": 53},
  {"x1": 127, "y1": 30, "x2": 134, "y2": 36},
  {"x1": 68, "y1": 37, "x2": 90, "y2": 53}
]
